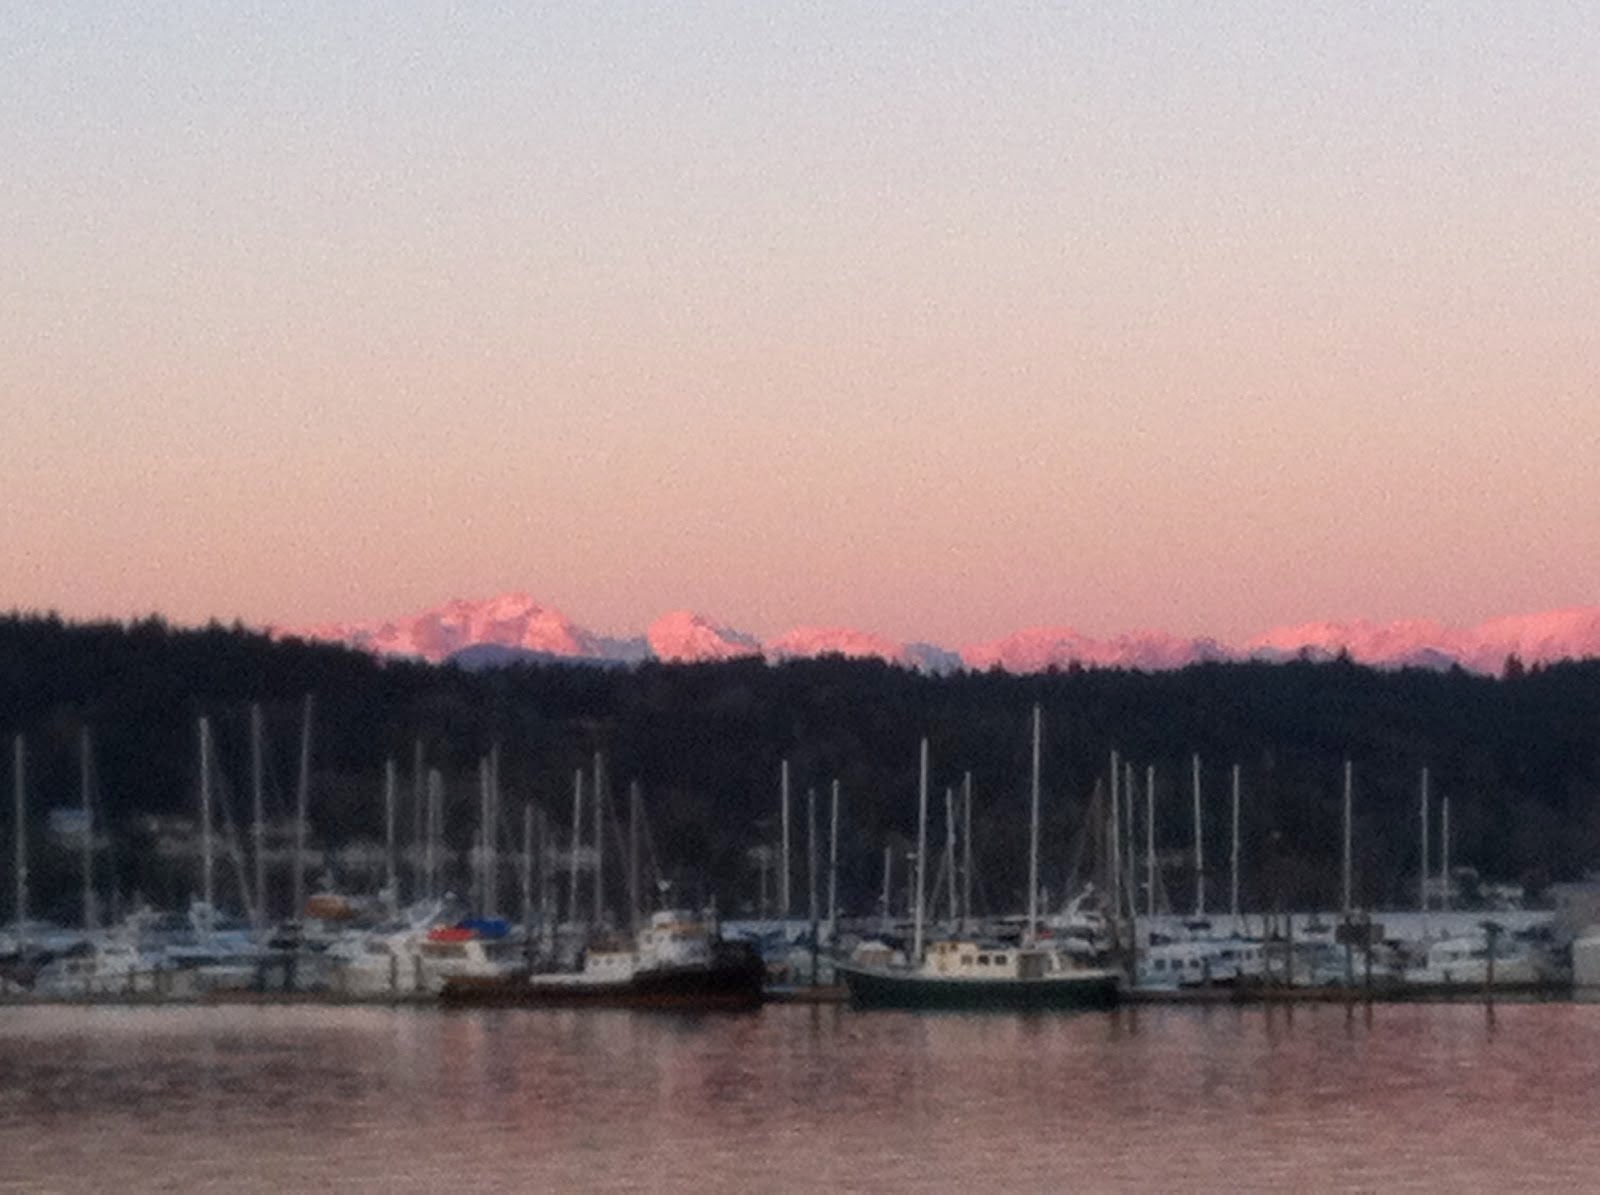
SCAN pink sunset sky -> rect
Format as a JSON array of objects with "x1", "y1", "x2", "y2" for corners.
[{"x1": 2, "y1": 5, "x2": 1596, "y2": 647}]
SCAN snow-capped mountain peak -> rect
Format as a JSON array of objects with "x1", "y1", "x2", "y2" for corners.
[
  {"x1": 647, "y1": 611, "x2": 763, "y2": 663},
  {"x1": 276, "y1": 595, "x2": 1600, "y2": 675}
]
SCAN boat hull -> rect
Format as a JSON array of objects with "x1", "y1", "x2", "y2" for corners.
[
  {"x1": 836, "y1": 961, "x2": 1121, "y2": 1011},
  {"x1": 440, "y1": 948, "x2": 767, "y2": 1012}
]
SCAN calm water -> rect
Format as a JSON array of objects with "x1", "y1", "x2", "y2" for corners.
[{"x1": 3, "y1": 1001, "x2": 1599, "y2": 1192}]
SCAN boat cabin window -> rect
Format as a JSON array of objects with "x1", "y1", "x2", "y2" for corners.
[
  {"x1": 961, "y1": 955, "x2": 974, "y2": 966},
  {"x1": 977, "y1": 954, "x2": 990, "y2": 965}
]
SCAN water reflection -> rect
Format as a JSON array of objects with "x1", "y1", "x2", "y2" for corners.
[{"x1": 2, "y1": 1003, "x2": 1599, "y2": 1191}]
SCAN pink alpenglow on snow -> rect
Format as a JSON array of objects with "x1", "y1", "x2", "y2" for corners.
[
  {"x1": 1242, "y1": 609, "x2": 1600, "y2": 672},
  {"x1": 277, "y1": 594, "x2": 1600, "y2": 674},
  {"x1": 1245, "y1": 608, "x2": 1600, "y2": 673},
  {"x1": 647, "y1": 611, "x2": 763, "y2": 663},
  {"x1": 1244, "y1": 619, "x2": 1465, "y2": 669},
  {"x1": 277, "y1": 593, "x2": 602, "y2": 664},
  {"x1": 961, "y1": 628, "x2": 1230, "y2": 673},
  {"x1": 1459, "y1": 608, "x2": 1600, "y2": 674}
]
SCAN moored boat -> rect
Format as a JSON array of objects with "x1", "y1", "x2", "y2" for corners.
[
  {"x1": 440, "y1": 909, "x2": 766, "y2": 1010},
  {"x1": 840, "y1": 717, "x2": 1123, "y2": 1012},
  {"x1": 1136, "y1": 930, "x2": 1267, "y2": 990},
  {"x1": 1402, "y1": 933, "x2": 1538, "y2": 987},
  {"x1": 836, "y1": 939, "x2": 1120, "y2": 1011}
]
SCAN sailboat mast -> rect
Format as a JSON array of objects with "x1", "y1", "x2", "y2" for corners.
[
  {"x1": 1192, "y1": 753, "x2": 1204, "y2": 917},
  {"x1": 780, "y1": 759, "x2": 791, "y2": 922},
  {"x1": 1109, "y1": 750, "x2": 1121, "y2": 924},
  {"x1": 1441, "y1": 795, "x2": 1451, "y2": 912},
  {"x1": 80, "y1": 727, "x2": 94, "y2": 931},
  {"x1": 477, "y1": 755, "x2": 491, "y2": 916},
  {"x1": 425, "y1": 768, "x2": 442, "y2": 901},
  {"x1": 410, "y1": 738, "x2": 424, "y2": 903},
  {"x1": 1419, "y1": 766, "x2": 1430, "y2": 912},
  {"x1": 961, "y1": 772, "x2": 973, "y2": 930},
  {"x1": 1027, "y1": 705, "x2": 1041, "y2": 946},
  {"x1": 944, "y1": 786, "x2": 957, "y2": 926},
  {"x1": 385, "y1": 757, "x2": 398, "y2": 905},
  {"x1": 294, "y1": 694, "x2": 313, "y2": 920},
  {"x1": 12, "y1": 735, "x2": 25, "y2": 947},
  {"x1": 827, "y1": 779, "x2": 839, "y2": 941},
  {"x1": 538, "y1": 804, "x2": 555, "y2": 951},
  {"x1": 806, "y1": 786, "x2": 819, "y2": 982},
  {"x1": 251, "y1": 704, "x2": 266, "y2": 928},
  {"x1": 1230, "y1": 763, "x2": 1241, "y2": 920},
  {"x1": 592, "y1": 752, "x2": 605, "y2": 928},
  {"x1": 199, "y1": 715, "x2": 214, "y2": 924},
  {"x1": 1145, "y1": 764, "x2": 1156, "y2": 919},
  {"x1": 880, "y1": 844, "x2": 892, "y2": 932},
  {"x1": 521, "y1": 802, "x2": 534, "y2": 938},
  {"x1": 568, "y1": 768, "x2": 583, "y2": 925},
  {"x1": 627, "y1": 781, "x2": 641, "y2": 935},
  {"x1": 913, "y1": 737, "x2": 929, "y2": 964},
  {"x1": 1342, "y1": 759, "x2": 1353, "y2": 917},
  {"x1": 488, "y1": 744, "x2": 501, "y2": 918},
  {"x1": 1124, "y1": 762, "x2": 1136, "y2": 919}
]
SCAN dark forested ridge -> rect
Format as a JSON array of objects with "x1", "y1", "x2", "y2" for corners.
[{"x1": 3, "y1": 612, "x2": 1599, "y2": 923}]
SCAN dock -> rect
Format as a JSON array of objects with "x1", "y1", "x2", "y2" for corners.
[{"x1": 1123, "y1": 980, "x2": 1569, "y2": 1005}]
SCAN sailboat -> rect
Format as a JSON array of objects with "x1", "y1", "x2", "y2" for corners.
[
  {"x1": 441, "y1": 779, "x2": 765, "y2": 1010},
  {"x1": 835, "y1": 717, "x2": 1122, "y2": 1011}
]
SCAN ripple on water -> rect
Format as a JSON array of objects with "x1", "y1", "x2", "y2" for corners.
[{"x1": 2, "y1": 1002, "x2": 1599, "y2": 1192}]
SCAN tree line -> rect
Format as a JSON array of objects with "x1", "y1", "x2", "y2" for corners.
[{"x1": 3, "y1": 612, "x2": 1598, "y2": 924}]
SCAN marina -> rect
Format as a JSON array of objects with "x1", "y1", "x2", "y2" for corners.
[
  {"x1": 1, "y1": 703, "x2": 1590, "y2": 1015},
  {"x1": 0, "y1": 905, "x2": 1581, "y2": 1011}
]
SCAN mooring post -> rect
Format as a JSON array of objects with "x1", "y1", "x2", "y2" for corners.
[
  {"x1": 1363, "y1": 914, "x2": 1375, "y2": 1003},
  {"x1": 1484, "y1": 921, "x2": 1500, "y2": 1009}
]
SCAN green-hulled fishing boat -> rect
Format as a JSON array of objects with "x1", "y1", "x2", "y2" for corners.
[{"x1": 839, "y1": 711, "x2": 1123, "y2": 1012}]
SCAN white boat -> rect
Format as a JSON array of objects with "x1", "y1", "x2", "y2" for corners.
[
  {"x1": 31, "y1": 937, "x2": 154, "y2": 997},
  {"x1": 324, "y1": 931, "x2": 426, "y2": 997},
  {"x1": 411, "y1": 930, "x2": 517, "y2": 994},
  {"x1": 1137, "y1": 933, "x2": 1267, "y2": 989},
  {"x1": 1403, "y1": 934, "x2": 1537, "y2": 986},
  {"x1": 326, "y1": 922, "x2": 516, "y2": 996},
  {"x1": 1038, "y1": 885, "x2": 1113, "y2": 958},
  {"x1": 158, "y1": 901, "x2": 263, "y2": 993}
]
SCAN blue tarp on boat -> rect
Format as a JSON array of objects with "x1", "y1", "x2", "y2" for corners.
[{"x1": 457, "y1": 917, "x2": 512, "y2": 940}]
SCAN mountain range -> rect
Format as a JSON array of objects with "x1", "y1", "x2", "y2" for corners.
[{"x1": 273, "y1": 594, "x2": 1600, "y2": 675}]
